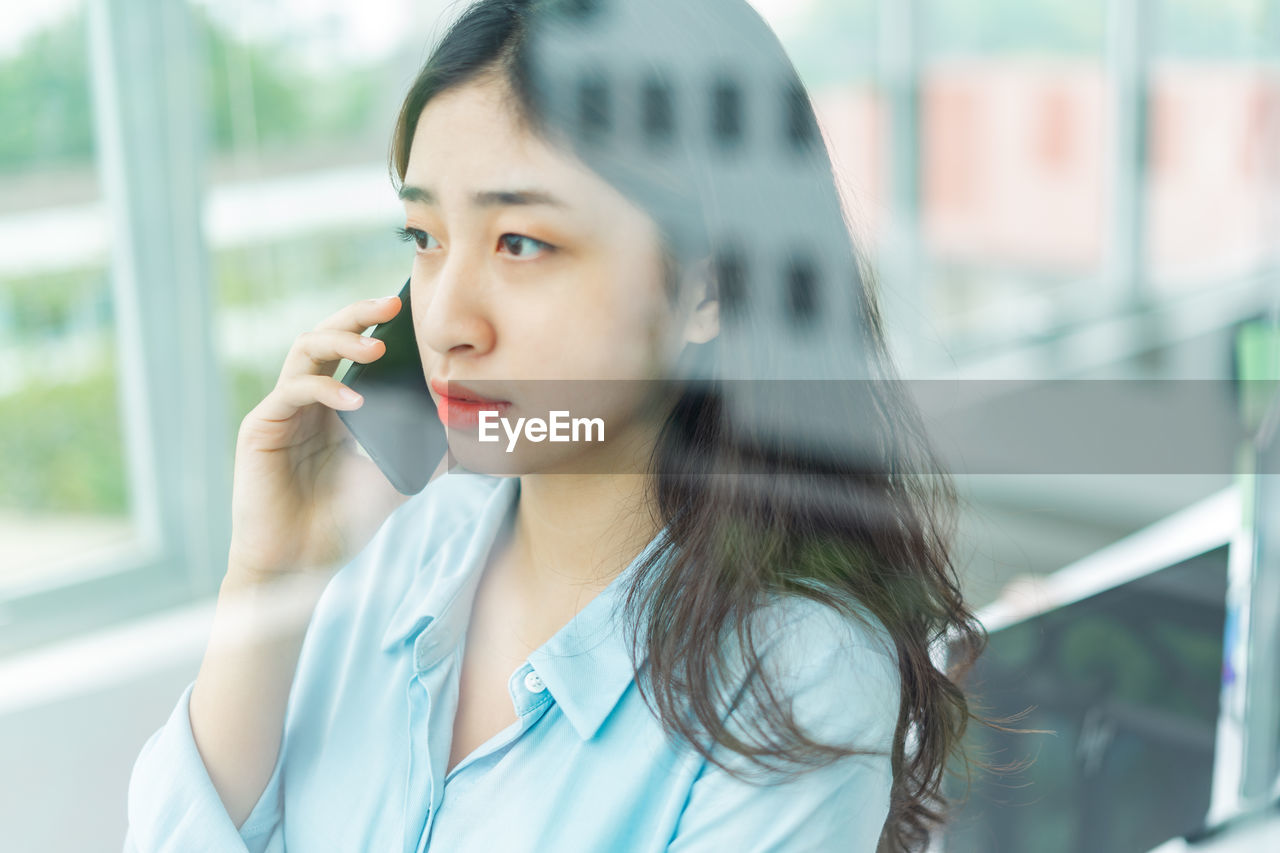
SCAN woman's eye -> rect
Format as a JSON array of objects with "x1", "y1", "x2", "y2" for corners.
[
  {"x1": 396, "y1": 226, "x2": 439, "y2": 252},
  {"x1": 498, "y1": 234, "x2": 553, "y2": 259}
]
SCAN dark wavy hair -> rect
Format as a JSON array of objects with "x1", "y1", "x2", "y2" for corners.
[{"x1": 390, "y1": 1, "x2": 1016, "y2": 849}]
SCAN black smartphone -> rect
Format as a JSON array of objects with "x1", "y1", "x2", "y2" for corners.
[{"x1": 336, "y1": 277, "x2": 448, "y2": 495}]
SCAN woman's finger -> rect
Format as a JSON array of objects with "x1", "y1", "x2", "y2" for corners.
[
  {"x1": 313, "y1": 295, "x2": 402, "y2": 334},
  {"x1": 250, "y1": 374, "x2": 364, "y2": 425},
  {"x1": 280, "y1": 328, "x2": 387, "y2": 379}
]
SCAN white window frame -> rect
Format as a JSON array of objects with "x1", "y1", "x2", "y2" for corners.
[{"x1": 0, "y1": 0, "x2": 231, "y2": 655}]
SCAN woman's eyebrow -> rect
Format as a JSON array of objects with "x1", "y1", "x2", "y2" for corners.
[{"x1": 398, "y1": 184, "x2": 569, "y2": 209}]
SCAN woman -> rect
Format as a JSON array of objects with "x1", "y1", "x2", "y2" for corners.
[{"x1": 126, "y1": 0, "x2": 987, "y2": 850}]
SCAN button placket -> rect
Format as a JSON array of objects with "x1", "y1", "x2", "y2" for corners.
[{"x1": 403, "y1": 673, "x2": 437, "y2": 853}]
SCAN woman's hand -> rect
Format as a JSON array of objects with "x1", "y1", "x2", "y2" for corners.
[{"x1": 225, "y1": 294, "x2": 410, "y2": 585}]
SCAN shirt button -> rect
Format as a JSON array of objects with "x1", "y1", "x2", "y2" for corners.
[{"x1": 524, "y1": 670, "x2": 546, "y2": 693}]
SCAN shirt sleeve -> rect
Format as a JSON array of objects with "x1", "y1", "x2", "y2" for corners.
[
  {"x1": 123, "y1": 681, "x2": 285, "y2": 853},
  {"x1": 666, "y1": 605, "x2": 901, "y2": 853}
]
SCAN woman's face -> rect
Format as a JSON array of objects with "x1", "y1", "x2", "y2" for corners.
[{"x1": 402, "y1": 73, "x2": 715, "y2": 474}]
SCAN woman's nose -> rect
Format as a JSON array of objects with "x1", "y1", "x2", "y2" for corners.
[{"x1": 415, "y1": 256, "x2": 495, "y2": 357}]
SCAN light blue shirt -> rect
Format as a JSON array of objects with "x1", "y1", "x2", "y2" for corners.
[{"x1": 124, "y1": 471, "x2": 901, "y2": 852}]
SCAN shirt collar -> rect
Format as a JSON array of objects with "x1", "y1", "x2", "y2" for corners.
[
  {"x1": 528, "y1": 524, "x2": 672, "y2": 741},
  {"x1": 378, "y1": 471, "x2": 674, "y2": 742},
  {"x1": 379, "y1": 474, "x2": 520, "y2": 654}
]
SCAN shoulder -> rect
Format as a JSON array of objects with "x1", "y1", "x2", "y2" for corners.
[
  {"x1": 735, "y1": 594, "x2": 902, "y2": 751},
  {"x1": 662, "y1": 595, "x2": 902, "y2": 851},
  {"x1": 666, "y1": 595, "x2": 902, "y2": 851},
  {"x1": 756, "y1": 593, "x2": 897, "y2": 663}
]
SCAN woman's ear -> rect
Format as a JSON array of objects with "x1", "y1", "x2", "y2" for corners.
[{"x1": 681, "y1": 257, "x2": 720, "y2": 345}]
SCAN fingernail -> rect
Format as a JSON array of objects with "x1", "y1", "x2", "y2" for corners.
[{"x1": 339, "y1": 388, "x2": 362, "y2": 405}]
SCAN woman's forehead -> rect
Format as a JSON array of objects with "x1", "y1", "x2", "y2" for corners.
[
  {"x1": 404, "y1": 78, "x2": 655, "y2": 232},
  {"x1": 409, "y1": 94, "x2": 570, "y2": 198}
]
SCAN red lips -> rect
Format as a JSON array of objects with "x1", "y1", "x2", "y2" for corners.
[
  {"x1": 429, "y1": 378, "x2": 511, "y2": 430},
  {"x1": 428, "y1": 378, "x2": 507, "y2": 404}
]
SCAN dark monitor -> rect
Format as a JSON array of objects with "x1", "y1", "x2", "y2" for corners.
[{"x1": 944, "y1": 495, "x2": 1236, "y2": 853}]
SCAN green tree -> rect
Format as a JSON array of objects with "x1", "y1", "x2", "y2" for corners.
[
  {"x1": 0, "y1": 14, "x2": 95, "y2": 172},
  {"x1": 0, "y1": 7, "x2": 387, "y2": 177}
]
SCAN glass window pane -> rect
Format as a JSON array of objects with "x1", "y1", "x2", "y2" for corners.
[
  {"x1": 1147, "y1": 0, "x2": 1277, "y2": 293},
  {"x1": 187, "y1": 1, "x2": 441, "y2": 429},
  {"x1": 921, "y1": 0, "x2": 1109, "y2": 353},
  {"x1": 0, "y1": 1, "x2": 138, "y2": 594},
  {"x1": 782, "y1": 1, "x2": 883, "y2": 244}
]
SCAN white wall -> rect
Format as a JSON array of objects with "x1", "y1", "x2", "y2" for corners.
[{"x1": 0, "y1": 603, "x2": 213, "y2": 853}]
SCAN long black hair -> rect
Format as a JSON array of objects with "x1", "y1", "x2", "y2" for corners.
[{"x1": 390, "y1": 2, "x2": 1003, "y2": 849}]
